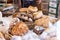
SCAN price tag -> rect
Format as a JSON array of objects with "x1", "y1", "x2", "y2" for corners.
[
  {"x1": 49, "y1": 8, "x2": 56, "y2": 14},
  {"x1": 49, "y1": 14, "x2": 56, "y2": 18},
  {"x1": 49, "y1": 2, "x2": 57, "y2": 8}
]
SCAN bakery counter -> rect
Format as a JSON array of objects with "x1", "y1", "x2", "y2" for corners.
[{"x1": 0, "y1": 6, "x2": 58, "y2": 40}]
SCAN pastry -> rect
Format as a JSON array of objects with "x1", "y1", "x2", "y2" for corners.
[
  {"x1": 19, "y1": 8, "x2": 28, "y2": 12},
  {"x1": 9, "y1": 21, "x2": 29, "y2": 36},
  {"x1": 25, "y1": 22, "x2": 34, "y2": 30},
  {"x1": 12, "y1": 12, "x2": 19, "y2": 18},
  {"x1": 34, "y1": 16, "x2": 49, "y2": 28},
  {"x1": 28, "y1": 6, "x2": 38, "y2": 12},
  {"x1": 50, "y1": 18, "x2": 57, "y2": 24},
  {"x1": 33, "y1": 11, "x2": 43, "y2": 19},
  {"x1": 0, "y1": 32, "x2": 4, "y2": 38}
]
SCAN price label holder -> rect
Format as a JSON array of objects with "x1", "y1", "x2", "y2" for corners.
[{"x1": 48, "y1": 0, "x2": 59, "y2": 18}]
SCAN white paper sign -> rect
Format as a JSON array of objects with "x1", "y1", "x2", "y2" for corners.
[
  {"x1": 49, "y1": 2, "x2": 57, "y2": 8},
  {"x1": 49, "y1": 8, "x2": 56, "y2": 14}
]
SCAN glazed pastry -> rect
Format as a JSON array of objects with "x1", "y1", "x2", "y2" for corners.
[
  {"x1": 9, "y1": 21, "x2": 29, "y2": 36},
  {"x1": 34, "y1": 16, "x2": 49, "y2": 28},
  {"x1": 33, "y1": 11, "x2": 43, "y2": 19}
]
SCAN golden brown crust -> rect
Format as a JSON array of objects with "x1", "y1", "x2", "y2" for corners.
[
  {"x1": 28, "y1": 6, "x2": 38, "y2": 12},
  {"x1": 19, "y1": 8, "x2": 28, "y2": 12},
  {"x1": 10, "y1": 22, "x2": 29, "y2": 36},
  {"x1": 0, "y1": 32, "x2": 4, "y2": 38},
  {"x1": 33, "y1": 11, "x2": 43, "y2": 19},
  {"x1": 12, "y1": 12, "x2": 19, "y2": 18},
  {"x1": 34, "y1": 16, "x2": 49, "y2": 28}
]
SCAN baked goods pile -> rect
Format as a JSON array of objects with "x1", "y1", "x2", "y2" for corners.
[
  {"x1": 34, "y1": 15, "x2": 49, "y2": 28},
  {"x1": 12, "y1": 6, "x2": 47, "y2": 35},
  {"x1": 11, "y1": 6, "x2": 57, "y2": 35},
  {"x1": 0, "y1": 6, "x2": 57, "y2": 40}
]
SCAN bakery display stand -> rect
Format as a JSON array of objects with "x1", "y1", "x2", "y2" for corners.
[{"x1": 48, "y1": 0, "x2": 59, "y2": 18}]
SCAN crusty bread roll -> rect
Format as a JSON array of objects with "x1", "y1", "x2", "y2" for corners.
[
  {"x1": 10, "y1": 21, "x2": 29, "y2": 36},
  {"x1": 33, "y1": 11, "x2": 43, "y2": 19},
  {"x1": 28, "y1": 6, "x2": 38, "y2": 12},
  {"x1": 19, "y1": 8, "x2": 28, "y2": 12},
  {"x1": 34, "y1": 16, "x2": 49, "y2": 28}
]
